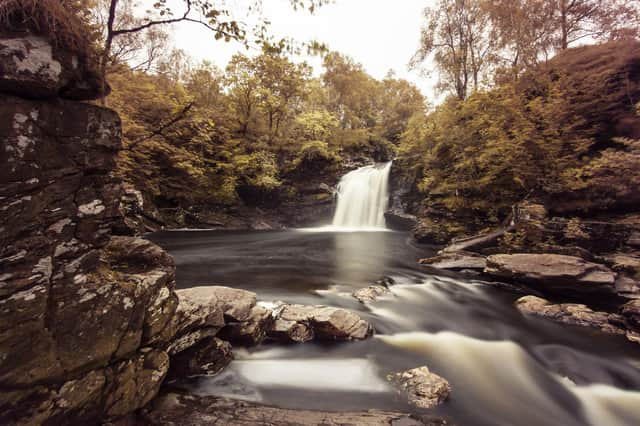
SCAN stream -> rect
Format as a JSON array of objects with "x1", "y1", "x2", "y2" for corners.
[{"x1": 148, "y1": 228, "x2": 640, "y2": 426}]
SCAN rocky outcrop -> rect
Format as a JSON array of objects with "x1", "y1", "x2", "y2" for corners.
[
  {"x1": 0, "y1": 34, "x2": 181, "y2": 424},
  {"x1": 140, "y1": 392, "x2": 444, "y2": 426},
  {"x1": 484, "y1": 254, "x2": 617, "y2": 294},
  {"x1": 387, "y1": 367, "x2": 451, "y2": 409}
]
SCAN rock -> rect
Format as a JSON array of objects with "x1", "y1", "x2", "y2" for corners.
[
  {"x1": 0, "y1": 36, "x2": 174, "y2": 423},
  {"x1": 419, "y1": 252, "x2": 487, "y2": 272},
  {"x1": 268, "y1": 319, "x2": 315, "y2": 343},
  {"x1": 442, "y1": 228, "x2": 508, "y2": 254},
  {"x1": 207, "y1": 286, "x2": 258, "y2": 322},
  {"x1": 218, "y1": 305, "x2": 274, "y2": 347},
  {"x1": 412, "y1": 218, "x2": 453, "y2": 245},
  {"x1": 484, "y1": 254, "x2": 617, "y2": 293},
  {"x1": 274, "y1": 304, "x2": 374, "y2": 341},
  {"x1": 515, "y1": 296, "x2": 626, "y2": 335},
  {"x1": 104, "y1": 349, "x2": 170, "y2": 418},
  {"x1": 166, "y1": 287, "x2": 226, "y2": 342},
  {"x1": 615, "y1": 275, "x2": 640, "y2": 298},
  {"x1": 603, "y1": 253, "x2": 640, "y2": 277},
  {"x1": 375, "y1": 276, "x2": 396, "y2": 287},
  {"x1": 387, "y1": 366, "x2": 451, "y2": 409},
  {"x1": 0, "y1": 35, "x2": 107, "y2": 100},
  {"x1": 385, "y1": 212, "x2": 418, "y2": 231},
  {"x1": 629, "y1": 233, "x2": 640, "y2": 248},
  {"x1": 621, "y1": 300, "x2": 640, "y2": 333},
  {"x1": 140, "y1": 392, "x2": 439, "y2": 426},
  {"x1": 353, "y1": 285, "x2": 391, "y2": 303},
  {"x1": 166, "y1": 337, "x2": 232, "y2": 381}
]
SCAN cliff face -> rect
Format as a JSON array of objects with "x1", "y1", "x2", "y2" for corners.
[{"x1": 0, "y1": 35, "x2": 178, "y2": 424}]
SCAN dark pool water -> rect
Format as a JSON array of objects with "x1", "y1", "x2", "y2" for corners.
[{"x1": 148, "y1": 229, "x2": 640, "y2": 426}]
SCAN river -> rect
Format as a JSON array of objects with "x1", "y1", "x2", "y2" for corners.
[{"x1": 148, "y1": 228, "x2": 640, "y2": 426}]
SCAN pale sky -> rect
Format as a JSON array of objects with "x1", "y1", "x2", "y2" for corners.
[{"x1": 170, "y1": 0, "x2": 438, "y2": 100}]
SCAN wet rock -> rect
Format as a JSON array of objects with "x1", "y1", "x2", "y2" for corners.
[
  {"x1": 274, "y1": 304, "x2": 374, "y2": 341},
  {"x1": 166, "y1": 337, "x2": 232, "y2": 381},
  {"x1": 515, "y1": 296, "x2": 626, "y2": 335},
  {"x1": 268, "y1": 319, "x2": 315, "y2": 343},
  {"x1": 353, "y1": 285, "x2": 391, "y2": 303},
  {"x1": 141, "y1": 392, "x2": 438, "y2": 426},
  {"x1": 419, "y1": 252, "x2": 487, "y2": 272},
  {"x1": 484, "y1": 254, "x2": 617, "y2": 293},
  {"x1": 387, "y1": 366, "x2": 451, "y2": 409},
  {"x1": 218, "y1": 305, "x2": 274, "y2": 346},
  {"x1": 375, "y1": 276, "x2": 396, "y2": 287}
]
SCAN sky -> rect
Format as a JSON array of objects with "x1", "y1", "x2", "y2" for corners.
[{"x1": 170, "y1": 0, "x2": 438, "y2": 99}]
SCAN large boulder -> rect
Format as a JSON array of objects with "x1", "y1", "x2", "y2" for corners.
[{"x1": 484, "y1": 254, "x2": 617, "y2": 294}]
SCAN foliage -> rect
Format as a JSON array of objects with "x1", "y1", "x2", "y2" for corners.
[{"x1": 402, "y1": 39, "x2": 640, "y2": 225}]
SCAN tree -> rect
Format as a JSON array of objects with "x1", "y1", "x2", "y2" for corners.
[
  {"x1": 552, "y1": 0, "x2": 640, "y2": 50},
  {"x1": 412, "y1": 0, "x2": 495, "y2": 101},
  {"x1": 253, "y1": 51, "x2": 311, "y2": 142}
]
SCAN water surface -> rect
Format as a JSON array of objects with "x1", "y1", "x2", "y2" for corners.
[{"x1": 148, "y1": 229, "x2": 640, "y2": 426}]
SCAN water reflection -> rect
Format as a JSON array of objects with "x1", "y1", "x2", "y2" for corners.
[{"x1": 332, "y1": 231, "x2": 389, "y2": 286}]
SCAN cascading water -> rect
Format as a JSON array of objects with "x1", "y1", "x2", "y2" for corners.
[{"x1": 331, "y1": 162, "x2": 392, "y2": 229}]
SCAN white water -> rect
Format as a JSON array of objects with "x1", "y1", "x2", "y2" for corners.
[{"x1": 330, "y1": 162, "x2": 392, "y2": 229}]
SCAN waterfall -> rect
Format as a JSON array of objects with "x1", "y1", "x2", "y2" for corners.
[{"x1": 331, "y1": 162, "x2": 392, "y2": 229}]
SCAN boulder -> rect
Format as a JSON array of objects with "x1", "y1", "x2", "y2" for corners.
[
  {"x1": 166, "y1": 337, "x2": 232, "y2": 381},
  {"x1": 515, "y1": 296, "x2": 626, "y2": 335},
  {"x1": 419, "y1": 252, "x2": 487, "y2": 272},
  {"x1": 353, "y1": 285, "x2": 391, "y2": 303},
  {"x1": 387, "y1": 366, "x2": 451, "y2": 409},
  {"x1": 274, "y1": 304, "x2": 374, "y2": 341},
  {"x1": 484, "y1": 254, "x2": 617, "y2": 293},
  {"x1": 140, "y1": 392, "x2": 439, "y2": 426}
]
